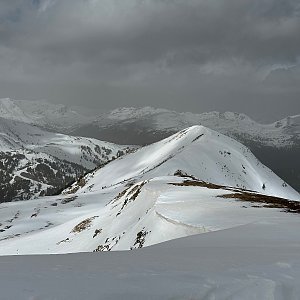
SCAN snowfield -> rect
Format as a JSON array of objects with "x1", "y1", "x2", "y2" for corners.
[
  {"x1": 0, "y1": 125, "x2": 299, "y2": 299},
  {"x1": 1, "y1": 215, "x2": 300, "y2": 300}
]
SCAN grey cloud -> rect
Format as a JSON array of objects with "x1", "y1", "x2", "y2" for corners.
[{"x1": 0, "y1": 0, "x2": 299, "y2": 120}]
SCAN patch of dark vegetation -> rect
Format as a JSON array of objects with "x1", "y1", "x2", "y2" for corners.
[
  {"x1": 30, "y1": 208, "x2": 40, "y2": 218},
  {"x1": 93, "y1": 229, "x2": 102, "y2": 238},
  {"x1": 192, "y1": 134, "x2": 204, "y2": 142},
  {"x1": 108, "y1": 183, "x2": 135, "y2": 206},
  {"x1": 116, "y1": 181, "x2": 147, "y2": 216},
  {"x1": 94, "y1": 244, "x2": 111, "y2": 252},
  {"x1": 169, "y1": 179, "x2": 256, "y2": 194},
  {"x1": 71, "y1": 216, "x2": 99, "y2": 233},
  {"x1": 56, "y1": 237, "x2": 70, "y2": 245},
  {"x1": 174, "y1": 170, "x2": 199, "y2": 181},
  {"x1": 218, "y1": 192, "x2": 300, "y2": 214},
  {"x1": 93, "y1": 234, "x2": 123, "y2": 252},
  {"x1": 0, "y1": 150, "x2": 87, "y2": 202},
  {"x1": 130, "y1": 228, "x2": 151, "y2": 249},
  {"x1": 61, "y1": 196, "x2": 78, "y2": 204},
  {"x1": 169, "y1": 179, "x2": 300, "y2": 214},
  {"x1": 63, "y1": 177, "x2": 87, "y2": 194},
  {"x1": 170, "y1": 179, "x2": 228, "y2": 190}
]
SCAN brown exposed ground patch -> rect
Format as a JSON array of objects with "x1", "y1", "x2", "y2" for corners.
[
  {"x1": 61, "y1": 196, "x2": 78, "y2": 204},
  {"x1": 71, "y1": 216, "x2": 99, "y2": 233},
  {"x1": 218, "y1": 192, "x2": 300, "y2": 214},
  {"x1": 174, "y1": 170, "x2": 199, "y2": 181},
  {"x1": 170, "y1": 179, "x2": 229, "y2": 190},
  {"x1": 170, "y1": 179, "x2": 256, "y2": 193},
  {"x1": 64, "y1": 177, "x2": 87, "y2": 194},
  {"x1": 169, "y1": 179, "x2": 300, "y2": 214}
]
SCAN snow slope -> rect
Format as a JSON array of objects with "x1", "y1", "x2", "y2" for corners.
[
  {"x1": 0, "y1": 126, "x2": 298, "y2": 255},
  {"x1": 0, "y1": 117, "x2": 130, "y2": 202},
  {"x1": 70, "y1": 125, "x2": 298, "y2": 199},
  {"x1": 1, "y1": 216, "x2": 300, "y2": 300}
]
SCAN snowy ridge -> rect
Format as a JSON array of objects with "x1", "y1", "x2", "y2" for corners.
[
  {"x1": 0, "y1": 126, "x2": 298, "y2": 255},
  {"x1": 70, "y1": 125, "x2": 298, "y2": 200}
]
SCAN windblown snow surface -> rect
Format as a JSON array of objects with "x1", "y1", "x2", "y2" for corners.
[{"x1": 0, "y1": 126, "x2": 299, "y2": 299}]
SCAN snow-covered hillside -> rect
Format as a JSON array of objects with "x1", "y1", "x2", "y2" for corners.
[
  {"x1": 68, "y1": 125, "x2": 298, "y2": 199},
  {"x1": 0, "y1": 117, "x2": 130, "y2": 202},
  {"x1": 0, "y1": 117, "x2": 129, "y2": 168},
  {"x1": 0, "y1": 126, "x2": 298, "y2": 255}
]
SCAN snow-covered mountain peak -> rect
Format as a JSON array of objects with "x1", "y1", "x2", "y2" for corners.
[
  {"x1": 273, "y1": 114, "x2": 300, "y2": 133},
  {"x1": 107, "y1": 106, "x2": 170, "y2": 120},
  {"x1": 66, "y1": 125, "x2": 299, "y2": 201}
]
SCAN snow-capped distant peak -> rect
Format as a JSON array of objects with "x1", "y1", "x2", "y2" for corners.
[
  {"x1": 0, "y1": 98, "x2": 33, "y2": 124},
  {"x1": 108, "y1": 106, "x2": 171, "y2": 120},
  {"x1": 0, "y1": 98, "x2": 96, "y2": 132}
]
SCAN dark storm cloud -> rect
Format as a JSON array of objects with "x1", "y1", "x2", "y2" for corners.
[{"x1": 0, "y1": 0, "x2": 299, "y2": 120}]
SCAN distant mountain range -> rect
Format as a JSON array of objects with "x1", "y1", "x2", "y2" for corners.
[
  {"x1": 1, "y1": 98, "x2": 299, "y2": 148},
  {"x1": 73, "y1": 106, "x2": 300, "y2": 147},
  {"x1": 1, "y1": 98, "x2": 299, "y2": 192},
  {"x1": 0, "y1": 125, "x2": 298, "y2": 255}
]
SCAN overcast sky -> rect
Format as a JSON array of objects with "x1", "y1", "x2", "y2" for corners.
[{"x1": 0, "y1": 0, "x2": 299, "y2": 121}]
